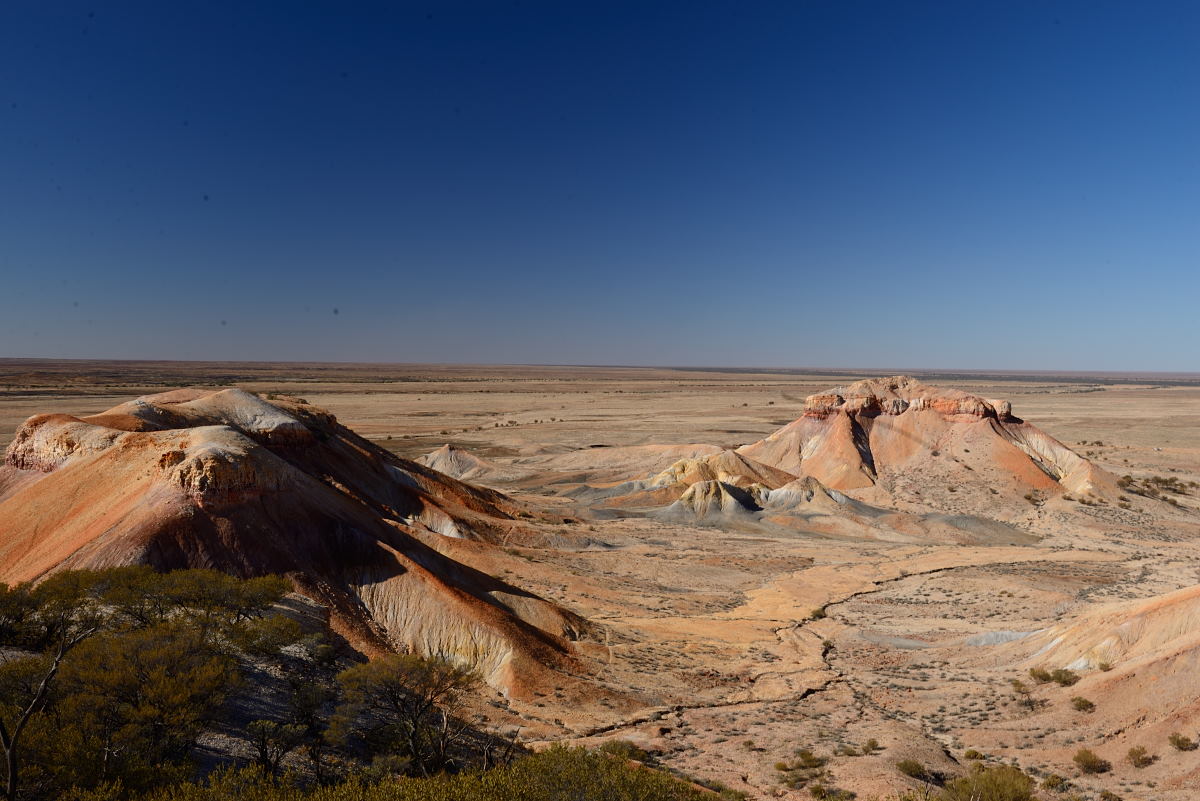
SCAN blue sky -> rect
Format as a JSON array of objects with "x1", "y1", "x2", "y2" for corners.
[{"x1": 2, "y1": 1, "x2": 1197, "y2": 370}]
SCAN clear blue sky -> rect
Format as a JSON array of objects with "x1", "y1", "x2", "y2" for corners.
[{"x1": 2, "y1": 1, "x2": 1197, "y2": 370}]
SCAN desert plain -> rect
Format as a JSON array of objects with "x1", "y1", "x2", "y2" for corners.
[{"x1": 2, "y1": 359, "x2": 1199, "y2": 800}]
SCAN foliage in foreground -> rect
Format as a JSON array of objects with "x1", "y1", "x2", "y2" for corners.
[
  {"x1": 1, "y1": 567, "x2": 296, "y2": 801},
  {"x1": 938, "y1": 763, "x2": 1033, "y2": 801},
  {"x1": 67, "y1": 747, "x2": 716, "y2": 801}
]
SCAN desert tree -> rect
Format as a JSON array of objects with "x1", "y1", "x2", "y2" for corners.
[
  {"x1": 2, "y1": 567, "x2": 297, "y2": 800},
  {"x1": 331, "y1": 653, "x2": 480, "y2": 776},
  {"x1": 0, "y1": 572, "x2": 108, "y2": 801},
  {"x1": 247, "y1": 720, "x2": 307, "y2": 777}
]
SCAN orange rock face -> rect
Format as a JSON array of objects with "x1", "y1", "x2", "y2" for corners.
[
  {"x1": 0, "y1": 388, "x2": 588, "y2": 691},
  {"x1": 739, "y1": 376, "x2": 1114, "y2": 496},
  {"x1": 800, "y1": 376, "x2": 1016, "y2": 422}
]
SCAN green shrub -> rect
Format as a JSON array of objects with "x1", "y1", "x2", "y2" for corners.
[
  {"x1": 776, "y1": 749, "x2": 828, "y2": 789},
  {"x1": 1073, "y1": 748, "x2": 1110, "y2": 774},
  {"x1": 79, "y1": 747, "x2": 714, "y2": 801},
  {"x1": 1168, "y1": 732, "x2": 1198, "y2": 751},
  {"x1": 1028, "y1": 668, "x2": 1052, "y2": 683},
  {"x1": 895, "y1": 759, "x2": 930, "y2": 782},
  {"x1": 0, "y1": 567, "x2": 295, "y2": 801},
  {"x1": 1126, "y1": 745, "x2": 1155, "y2": 768},
  {"x1": 331, "y1": 652, "x2": 479, "y2": 774},
  {"x1": 1050, "y1": 669, "x2": 1080, "y2": 686},
  {"x1": 1070, "y1": 696, "x2": 1095, "y2": 712},
  {"x1": 1040, "y1": 773, "x2": 1066, "y2": 790},
  {"x1": 940, "y1": 764, "x2": 1033, "y2": 801},
  {"x1": 1009, "y1": 679, "x2": 1038, "y2": 710},
  {"x1": 597, "y1": 739, "x2": 653, "y2": 764}
]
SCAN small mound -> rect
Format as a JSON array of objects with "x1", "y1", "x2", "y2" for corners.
[
  {"x1": 565, "y1": 450, "x2": 790, "y2": 509},
  {"x1": 764, "y1": 476, "x2": 854, "y2": 512},
  {"x1": 660, "y1": 480, "x2": 764, "y2": 519},
  {"x1": 651, "y1": 449, "x2": 795, "y2": 490},
  {"x1": 419, "y1": 443, "x2": 501, "y2": 481}
]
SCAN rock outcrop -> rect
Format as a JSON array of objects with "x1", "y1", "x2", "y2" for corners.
[
  {"x1": 0, "y1": 388, "x2": 589, "y2": 691},
  {"x1": 764, "y1": 475, "x2": 855, "y2": 513},
  {"x1": 650, "y1": 450, "x2": 795, "y2": 491},
  {"x1": 661, "y1": 479, "x2": 764, "y2": 519},
  {"x1": 738, "y1": 376, "x2": 1116, "y2": 497}
]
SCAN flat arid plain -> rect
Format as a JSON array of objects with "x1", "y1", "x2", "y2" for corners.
[{"x1": 2, "y1": 359, "x2": 1199, "y2": 800}]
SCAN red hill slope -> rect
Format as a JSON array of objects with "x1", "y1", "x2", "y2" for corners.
[{"x1": 0, "y1": 388, "x2": 589, "y2": 692}]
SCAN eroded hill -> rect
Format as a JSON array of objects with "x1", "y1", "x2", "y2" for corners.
[{"x1": 0, "y1": 388, "x2": 592, "y2": 693}]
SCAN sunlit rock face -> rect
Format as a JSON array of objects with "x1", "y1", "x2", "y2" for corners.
[
  {"x1": 0, "y1": 388, "x2": 589, "y2": 691},
  {"x1": 738, "y1": 376, "x2": 1116, "y2": 497}
]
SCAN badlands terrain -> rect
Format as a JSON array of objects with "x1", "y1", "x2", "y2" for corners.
[{"x1": 2, "y1": 359, "x2": 1199, "y2": 800}]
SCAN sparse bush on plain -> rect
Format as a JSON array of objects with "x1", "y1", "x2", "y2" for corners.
[
  {"x1": 1009, "y1": 679, "x2": 1039, "y2": 710},
  {"x1": 1126, "y1": 745, "x2": 1155, "y2": 768},
  {"x1": 1073, "y1": 748, "x2": 1111, "y2": 774},
  {"x1": 1050, "y1": 668, "x2": 1080, "y2": 686},
  {"x1": 1070, "y1": 696, "x2": 1095, "y2": 712},
  {"x1": 1168, "y1": 732, "x2": 1198, "y2": 751},
  {"x1": 808, "y1": 782, "x2": 856, "y2": 800},
  {"x1": 896, "y1": 759, "x2": 930, "y2": 782},
  {"x1": 776, "y1": 749, "x2": 829, "y2": 789},
  {"x1": 772, "y1": 748, "x2": 830, "y2": 791},
  {"x1": 1040, "y1": 773, "x2": 1067, "y2": 790}
]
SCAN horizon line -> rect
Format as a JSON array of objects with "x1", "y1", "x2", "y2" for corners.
[{"x1": 1, "y1": 356, "x2": 1198, "y2": 381}]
